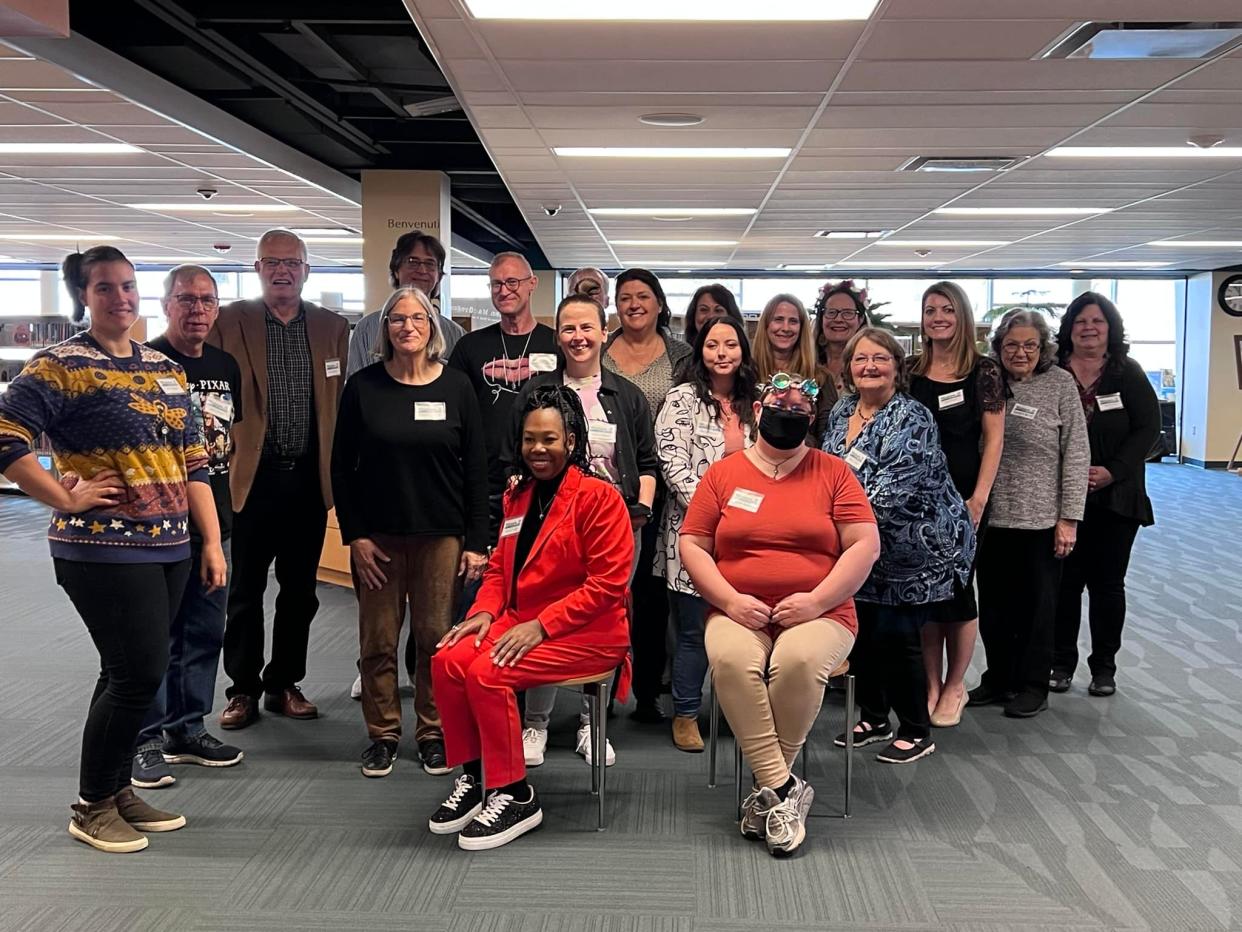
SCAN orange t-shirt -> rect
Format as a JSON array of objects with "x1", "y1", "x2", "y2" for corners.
[{"x1": 680, "y1": 449, "x2": 876, "y2": 635}]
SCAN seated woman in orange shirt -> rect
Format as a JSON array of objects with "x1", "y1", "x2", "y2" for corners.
[
  {"x1": 680, "y1": 374, "x2": 880, "y2": 858},
  {"x1": 428, "y1": 385, "x2": 634, "y2": 851}
]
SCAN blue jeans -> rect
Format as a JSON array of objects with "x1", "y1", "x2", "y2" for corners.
[
  {"x1": 671, "y1": 592, "x2": 709, "y2": 717},
  {"x1": 138, "y1": 540, "x2": 231, "y2": 744}
]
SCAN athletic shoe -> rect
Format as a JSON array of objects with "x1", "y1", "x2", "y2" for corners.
[
  {"x1": 739, "y1": 785, "x2": 779, "y2": 841},
  {"x1": 875, "y1": 738, "x2": 936, "y2": 764},
  {"x1": 428, "y1": 773, "x2": 483, "y2": 834},
  {"x1": 458, "y1": 786, "x2": 544, "y2": 851},
  {"x1": 575, "y1": 723, "x2": 616, "y2": 767},
  {"x1": 1003, "y1": 693, "x2": 1049, "y2": 718},
  {"x1": 162, "y1": 732, "x2": 243, "y2": 767},
  {"x1": 361, "y1": 740, "x2": 397, "y2": 778},
  {"x1": 350, "y1": 674, "x2": 362, "y2": 700},
  {"x1": 131, "y1": 742, "x2": 175, "y2": 788},
  {"x1": 522, "y1": 727, "x2": 548, "y2": 767},
  {"x1": 114, "y1": 786, "x2": 186, "y2": 832},
  {"x1": 1048, "y1": 670, "x2": 1072, "y2": 693},
  {"x1": 68, "y1": 798, "x2": 148, "y2": 853},
  {"x1": 833, "y1": 720, "x2": 893, "y2": 749},
  {"x1": 764, "y1": 776, "x2": 814, "y2": 857},
  {"x1": 419, "y1": 739, "x2": 451, "y2": 775}
]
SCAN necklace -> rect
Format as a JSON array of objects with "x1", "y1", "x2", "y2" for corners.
[
  {"x1": 752, "y1": 447, "x2": 795, "y2": 479},
  {"x1": 500, "y1": 327, "x2": 535, "y2": 370},
  {"x1": 856, "y1": 406, "x2": 876, "y2": 424},
  {"x1": 536, "y1": 488, "x2": 553, "y2": 520}
]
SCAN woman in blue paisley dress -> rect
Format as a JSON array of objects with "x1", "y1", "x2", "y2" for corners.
[{"x1": 823, "y1": 327, "x2": 975, "y2": 764}]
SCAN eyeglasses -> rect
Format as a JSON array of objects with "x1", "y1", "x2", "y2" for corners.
[
  {"x1": 171, "y1": 293, "x2": 218, "y2": 311},
  {"x1": 765, "y1": 372, "x2": 820, "y2": 400},
  {"x1": 489, "y1": 276, "x2": 533, "y2": 292},
  {"x1": 822, "y1": 308, "x2": 859, "y2": 321},
  {"x1": 1001, "y1": 341, "x2": 1041, "y2": 356},
  {"x1": 401, "y1": 257, "x2": 439, "y2": 272},
  {"x1": 387, "y1": 313, "x2": 430, "y2": 329},
  {"x1": 259, "y1": 257, "x2": 305, "y2": 271},
  {"x1": 852, "y1": 354, "x2": 894, "y2": 366}
]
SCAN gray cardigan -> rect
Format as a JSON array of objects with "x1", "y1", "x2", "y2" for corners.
[{"x1": 989, "y1": 365, "x2": 1089, "y2": 531}]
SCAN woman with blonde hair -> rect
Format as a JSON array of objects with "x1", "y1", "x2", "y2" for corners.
[
  {"x1": 753, "y1": 294, "x2": 817, "y2": 385},
  {"x1": 908, "y1": 282, "x2": 1005, "y2": 727}
]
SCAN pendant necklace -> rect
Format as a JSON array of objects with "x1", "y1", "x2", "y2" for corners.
[{"x1": 752, "y1": 448, "x2": 789, "y2": 479}]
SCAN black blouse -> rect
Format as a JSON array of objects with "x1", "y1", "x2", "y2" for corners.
[{"x1": 908, "y1": 356, "x2": 1006, "y2": 501}]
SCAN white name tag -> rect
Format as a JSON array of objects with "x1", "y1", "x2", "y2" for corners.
[
  {"x1": 588, "y1": 421, "x2": 617, "y2": 445},
  {"x1": 202, "y1": 394, "x2": 233, "y2": 421},
  {"x1": 414, "y1": 401, "x2": 446, "y2": 421},
  {"x1": 727, "y1": 488, "x2": 764, "y2": 513},
  {"x1": 844, "y1": 446, "x2": 869, "y2": 470},
  {"x1": 529, "y1": 353, "x2": 557, "y2": 373},
  {"x1": 500, "y1": 516, "x2": 523, "y2": 538},
  {"x1": 325, "y1": 358, "x2": 341, "y2": 378},
  {"x1": 156, "y1": 377, "x2": 186, "y2": 395},
  {"x1": 1097, "y1": 392, "x2": 1123, "y2": 412},
  {"x1": 938, "y1": 389, "x2": 965, "y2": 410},
  {"x1": 1011, "y1": 403, "x2": 1038, "y2": 420}
]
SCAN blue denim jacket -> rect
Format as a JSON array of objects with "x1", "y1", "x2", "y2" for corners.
[{"x1": 823, "y1": 392, "x2": 975, "y2": 605}]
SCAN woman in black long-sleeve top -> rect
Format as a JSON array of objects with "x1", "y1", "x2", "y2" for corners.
[{"x1": 1050, "y1": 292, "x2": 1160, "y2": 698}]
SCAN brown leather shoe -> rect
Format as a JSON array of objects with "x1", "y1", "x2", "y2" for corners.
[
  {"x1": 68, "y1": 797, "x2": 148, "y2": 853},
  {"x1": 264, "y1": 686, "x2": 318, "y2": 720},
  {"x1": 219, "y1": 695, "x2": 259, "y2": 730},
  {"x1": 672, "y1": 714, "x2": 705, "y2": 753},
  {"x1": 114, "y1": 787, "x2": 186, "y2": 832}
]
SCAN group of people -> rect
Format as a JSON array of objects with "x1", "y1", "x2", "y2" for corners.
[{"x1": 0, "y1": 226, "x2": 1161, "y2": 859}]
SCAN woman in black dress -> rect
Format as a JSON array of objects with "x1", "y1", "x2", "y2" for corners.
[{"x1": 908, "y1": 282, "x2": 1005, "y2": 727}]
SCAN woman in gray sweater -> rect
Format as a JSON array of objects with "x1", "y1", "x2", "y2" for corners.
[{"x1": 970, "y1": 309, "x2": 1088, "y2": 719}]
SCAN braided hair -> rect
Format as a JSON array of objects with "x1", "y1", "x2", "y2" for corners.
[{"x1": 514, "y1": 383, "x2": 593, "y2": 487}]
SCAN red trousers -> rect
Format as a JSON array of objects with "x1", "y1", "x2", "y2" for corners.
[{"x1": 432, "y1": 621, "x2": 628, "y2": 788}]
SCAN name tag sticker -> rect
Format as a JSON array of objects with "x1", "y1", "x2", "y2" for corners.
[
  {"x1": 727, "y1": 488, "x2": 764, "y2": 513},
  {"x1": 844, "y1": 446, "x2": 869, "y2": 470},
  {"x1": 202, "y1": 394, "x2": 233, "y2": 421},
  {"x1": 529, "y1": 353, "x2": 557, "y2": 373},
  {"x1": 500, "y1": 516, "x2": 523, "y2": 538},
  {"x1": 414, "y1": 401, "x2": 447, "y2": 421},
  {"x1": 1011, "y1": 403, "x2": 1038, "y2": 420},
  {"x1": 588, "y1": 421, "x2": 617, "y2": 445},
  {"x1": 1097, "y1": 392, "x2": 1124, "y2": 412},
  {"x1": 156, "y1": 377, "x2": 186, "y2": 395},
  {"x1": 325, "y1": 358, "x2": 341, "y2": 378},
  {"x1": 938, "y1": 389, "x2": 966, "y2": 410}
]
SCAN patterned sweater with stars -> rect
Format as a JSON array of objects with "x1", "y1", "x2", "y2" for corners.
[{"x1": 0, "y1": 332, "x2": 209, "y2": 563}]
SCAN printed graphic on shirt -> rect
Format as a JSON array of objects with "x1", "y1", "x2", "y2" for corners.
[
  {"x1": 481, "y1": 355, "x2": 539, "y2": 403},
  {"x1": 189, "y1": 377, "x2": 236, "y2": 475}
]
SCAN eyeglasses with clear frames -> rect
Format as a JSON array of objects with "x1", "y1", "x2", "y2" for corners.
[
  {"x1": 489, "y1": 276, "x2": 533, "y2": 292},
  {"x1": 821, "y1": 308, "x2": 859, "y2": 321},
  {"x1": 402, "y1": 257, "x2": 439, "y2": 272},
  {"x1": 387, "y1": 313, "x2": 430, "y2": 329},
  {"x1": 852, "y1": 353, "x2": 894, "y2": 366},
  {"x1": 172, "y1": 293, "x2": 218, "y2": 311},
  {"x1": 259, "y1": 257, "x2": 305, "y2": 271},
  {"x1": 1002, "y1": 340, "x2": 1041, "y2": 356}
]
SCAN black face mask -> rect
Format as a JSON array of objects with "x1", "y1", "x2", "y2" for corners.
[{"x1": 758, "y1": 407, "x2": 810, "y2": 450}]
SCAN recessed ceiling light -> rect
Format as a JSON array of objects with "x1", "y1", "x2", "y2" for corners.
[
  {"x1": 934, "y1": 206, "x2": 1112, "y2": 216},
  {"x1": 1041, "y1": 22, "x2": 1242, "y2": 60},
  {"x1": 288, "y1": 227, "x2": 360, "y2": 236},
  {"x1": 0, "y1": 143, "x2": 141, "y2": 154},
  {"x1": 900, "y1": 156, "x2": 1022, "y2": 173},
  {"x1": 1148, "y1": 240, "x2": 1242, "y2": 248},
  {"x1": 589, "y1": 207, "x2": 756, "y2": 217},
  {"x1": 129, "y1": 255, "x2": 239, "y2": 263},
  {"x1": 814, "y1": 230, "x2": 888, "y2": 239},
  {"x1": 464, "y1": 0, "x2": 878, "y2": 20},
  {"x1": 0, "y1": 233, "x2": 121, "y2": 241},
  {"x1": 875, "y1": 239, "x2": 1011, "y2": 247},
  {"x1": 624, "y1": 260, "x2": 719, "y2": 267},
  {"x1": 638, "y1": 113, "x2": 705, "y2": 127},
  {"x1": 1047, "y1": 146, "x2": 1242, "y2": 158},
  {"x1": 611, "y1": 239, "x2": 737, "y2": 246},
  {"x1": 555, "y1": 147, "x2": 790, "y2": 159},
  {"x1": 301, "y1": 237, "x2": 364, "y2": 244},
  {"x1": 772, "y1": 264, "x2": 831, "y2": 271},
  {"x1": 126, "y1": 202, "x2": 303, "y2": 212},
  {"x1": 1056, "y1": 260, "x2": 1172, "y2": 268}
]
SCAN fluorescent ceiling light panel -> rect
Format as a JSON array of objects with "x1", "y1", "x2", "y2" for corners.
[
  {"x1": 288, "y1": 227, "x2": 358, "y2": 236},
  {"x1": 0, "y1": 233, "x2": 120, "y2": 241},
  {"x1": 555, "y1": 147, "x2": 790, "y2": 159},
  {"x1": 589, "y1": 207, "x2": 756, "y2": 217},
  {"x1": 625, "y1": 260, "x2": 719, "y2": 267},
  {"x1": 834, "y1": 260, "x2": 941, "y2": 267},
  {"x1": 1048, "y1": 146, "x2": 1242, "y2": 158},
  {"x1": 1043, "y1": 23, "x2": 1242, "y2": 60},
  {"x1": 773, "y1": 264, "x2": 830, "y2": 271},
  {"x1": 875, "y1": 239, "x2": 1011, "y2": 247},
  {"x1": 935, "y1": 206, "x2": 1111, "y2": 216},
  {"x1": 1148, "y1": 240, "x2": 1242, "y2": 247},
  {"x1": 815, "y1": 230, "x2": 888, "y2": 239},
  {"x1": 1056, "y1": 260, "x2": 1171, "y2": 268},
  {"x1": 464, "y1": 0, "x2": 878, "y2": 20},
  {"x1": 612, "y1": 239, "x2": 736, "y2": 246},
  {"x1": 302, "y1": 237, "x2": 364, "y2": 244},
  {"x1": 129, "y1": 255, "x2": 238, "y2": 263},
  {"x1": 0, "y1": 142, "x2": 140, "y2": 154},
  {"x1": 126, "y1": 203, "x2": 302, "y2": 212}
]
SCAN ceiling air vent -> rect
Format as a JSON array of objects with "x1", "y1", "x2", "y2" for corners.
[
  {"x1": 1040, "y1": 22, "x2": 1242, "y2": 60},
  {"x1": 900, "y1": 156, "x2": 1022, "y2": 173}
]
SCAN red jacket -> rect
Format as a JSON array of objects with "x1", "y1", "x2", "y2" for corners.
[{"x1": 469, "y1": 466, "x2": 634, "y2": 668}]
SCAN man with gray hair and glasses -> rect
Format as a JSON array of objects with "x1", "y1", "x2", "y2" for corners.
[
  {"x1": 131, "y1": 265, "x2": 245, "y2": 790},
  {"x1": 209, "y1": 229, "x2": 349, "y2": 730}
]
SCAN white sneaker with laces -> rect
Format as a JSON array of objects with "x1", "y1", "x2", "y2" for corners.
[
  {"x1": 522, "y1": 727, "x2": 547, "y2": 767},
  {"x1": 575, "y1": 723, "x2": 616, "y2": 767},
  {"x1": 350, "y1": 674, "x2": 362, "y2": 700},
  {"x1": 764, "y1": 775, "x2": 815, "y2": 858}
]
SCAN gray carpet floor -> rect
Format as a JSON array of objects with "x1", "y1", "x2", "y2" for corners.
[{"x1": 0, "y1": 462, "x2": 1240, "y2": 931}]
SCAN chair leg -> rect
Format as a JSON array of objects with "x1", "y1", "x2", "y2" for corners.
[
  {"x1": 844, "y1": 674, "x2": 855, "y2": 819},
  {"x1": 589, "y1": 685, "x2": 600, "y2": 797},
  {"x1": 595, "y1": 686, "x2": 607, "y2": 831},
  {"x1": 707, "y1": 684, "x2": 719, "y2": 789},
  {"x1": 733, "y1": 738, "x2": 744, "y2": 820}
]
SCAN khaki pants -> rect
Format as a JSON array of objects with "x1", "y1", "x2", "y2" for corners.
[
  {"x1": 706, "y1": 614, "x2": 854, "y2": 790},
  {"x1": 355, "y1": 534, "x2": 462, "y2": 744}
]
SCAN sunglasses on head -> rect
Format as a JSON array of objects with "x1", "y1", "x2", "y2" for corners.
[{"x1": 765, "y1": 372, "x2": 820, "y2": 400}]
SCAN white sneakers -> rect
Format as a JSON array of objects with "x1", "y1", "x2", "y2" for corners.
[
  {"x1": 522, "y1": 727, "x2": 547, "y2": 767},
  {"x1": 575, "y1": 723, "x2": 616, "y2": 767}
]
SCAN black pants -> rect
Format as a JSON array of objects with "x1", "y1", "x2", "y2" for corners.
[
  {"x1": 224, "y1": 458, "x2": 328, "y2": 699},
  {"x1": 1052, "y1": 505, "x2": 1141, "y2": 678},
  {"x1": 55, "y1": 558, "x2": 191, "y2": 802},
  {"x1": 978, "y1": 526, "x2": 1061, "y2": 702},
  {"x1": 631, "y1": 515, "x2": 670, "y2": 705},
  {"x1": 853, "y1": 601, "x2": 933, "y2": 741}
]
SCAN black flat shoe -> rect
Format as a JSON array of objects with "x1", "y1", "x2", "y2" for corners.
[
  {"x1": 1003, "y1": 695, "x2": 1049, "y2": 718},
  {"x1": 1048, "y1": 671, "x2": 1072, "y2": 693},
  {"x1": 967, "y1": 683, "x2": 1015, "y2": 707},
  {"x1": 1088, "y1": 676, "x2": 1116, "y2": 697}
]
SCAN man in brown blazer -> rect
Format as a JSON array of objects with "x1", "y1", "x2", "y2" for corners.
[{"x1": 210, "y1": 229, "x2": 349, "y2": 729}]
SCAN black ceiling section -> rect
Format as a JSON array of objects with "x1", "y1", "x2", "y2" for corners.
[{"x1": 68, "y1": 0, "x2": 547, "y2": 265}]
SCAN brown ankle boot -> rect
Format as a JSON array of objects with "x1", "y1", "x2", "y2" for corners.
[
  {"x1": 114, "y1": 786, "x2": 186, "y2": 832},
  {"x1": 672, "y1": 714, "x2": 705, "y2": 753},
  {"x1": 68, "y1": 797, "x2": 148, "y2": 853}
]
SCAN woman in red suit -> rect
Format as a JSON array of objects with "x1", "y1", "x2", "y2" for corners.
[{"x1": 428, "y1": 384, "x2": 634, "y2": 850}]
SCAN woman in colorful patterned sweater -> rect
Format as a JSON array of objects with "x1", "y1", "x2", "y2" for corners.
[{"x1": 0, "y1": 246, "x2": 226, "y2": 855}]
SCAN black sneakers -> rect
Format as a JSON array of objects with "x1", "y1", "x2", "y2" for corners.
[
  {"x1": 131, "y1": 742, "x2": 175, "y2": 788},
  {"x1": 419, "y1": 739, "x2": 450, "y2": 776},
  {"x1": 162, "y1": 732, "x2": 244, "y2": 767},
  {"x1": 1003, "y1": 693, "x2": 1049, "y2": 718},
  {"x1": 833, "y1": 720, "x2": 893, "y2": 748},
  {"x1": 428, "y1": 774, "x2": 484, "y2": 834},
  {"x1": 457, "y1": 786, "x2": 543, "y2": 851},
  {"x1": 361, "y1": 740, "x2": 397, "y2": 778}
]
